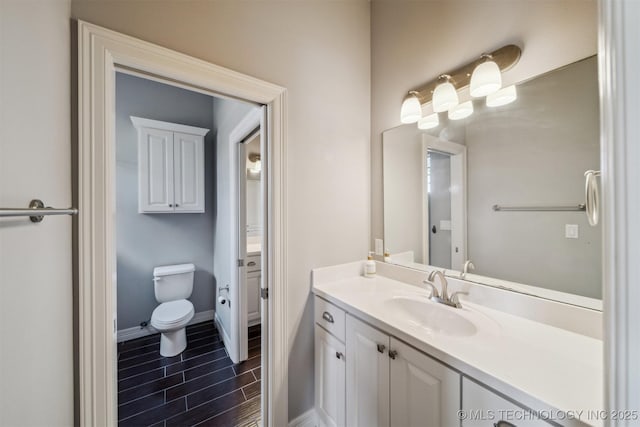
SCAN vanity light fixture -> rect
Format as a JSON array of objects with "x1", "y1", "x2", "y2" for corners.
[
  {"x1": 399, "y1": 44, "x2": 521, "y2": 128},
  {"x1": 432, "y1": 75, "x2": 459, "y2": 112},
  {"x1": 448, "y1": 101, "x2": 474, "y2": 120},
  {"x1": 400, "y1": 91, "x2": 422, "y2": 123},
  {"x1": 470, "y1": 54, "x2": 502, "y2": 97},
  {"x1": 486, "y1": 85, "x2": 517, "y2": 107},
  {"x1": 249, "y1": 153, "x2": 261, "y2": 173},
  {"x1": 418, "y1": 113, "x2": 439, "y2": 129}
]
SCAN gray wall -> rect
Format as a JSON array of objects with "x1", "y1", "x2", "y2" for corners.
[{"x1": 116, "y1": 73, "x2": 216, "y2": 330}]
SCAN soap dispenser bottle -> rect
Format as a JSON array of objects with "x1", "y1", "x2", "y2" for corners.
[{"x1": 364, "y1": 252, "x2": 376, "y2": 278}]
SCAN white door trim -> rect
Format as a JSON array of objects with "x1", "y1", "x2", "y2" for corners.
[
  {"x1": 77, "y1": 21, "x2": 288, "y2": 426},
  {"x1": 599, "y1": 0, "x2": 640, "y2": 418},
  {"x1": 421, "y1": 136, "x2": 467, "y2": 270}
]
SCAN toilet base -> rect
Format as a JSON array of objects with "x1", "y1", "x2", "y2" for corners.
[{"x1": 159, "y1": 328, "x2": 187, "y2": 357}]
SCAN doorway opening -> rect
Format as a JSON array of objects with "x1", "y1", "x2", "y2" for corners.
[
  {"x1": 77, "y1": 21, "x2": 288, "y2": 427},
  {"x1": 114, "y1": 72, "x2": 266, "y2": 426}
]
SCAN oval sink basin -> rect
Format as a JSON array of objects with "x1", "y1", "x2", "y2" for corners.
[{"x1": 385, "y1": 296, "x2": 477, "y2": 337}]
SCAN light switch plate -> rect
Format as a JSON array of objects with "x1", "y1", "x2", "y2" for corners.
[
  {"x1": 565, "y1": 224, "x2": 579, "y2": 239},
  {"x1": 375, "y1": 238, "x2": 384, "y2": 256}
]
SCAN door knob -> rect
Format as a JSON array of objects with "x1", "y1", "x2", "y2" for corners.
[{"x1": 431, "y1": 225, "x2": 437, "y2": 234}]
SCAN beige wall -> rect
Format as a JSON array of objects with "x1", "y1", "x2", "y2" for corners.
[
  {"x1": 0, "y1": 1, "x2": 74, "y2": 425},
  {"x1": 71, "y1": 0, "x2": 371, "y2": 419},
  {"x1": 371, "y1": 0, "x2": 598, "y2": 249}
]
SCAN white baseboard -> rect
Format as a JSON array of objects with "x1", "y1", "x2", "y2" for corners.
[
  {"x1": 117, "y1": 309, "x2": 215, "y2": 342},
  {"x1": 289, "y1": 409, "x2": 317, "y2": 427},
  {"x1": 214, "y1": 311, "x2": 233, "y2": 354},
  {"x1": 248, "y1": 316, "x2": 262, "y2": 327}
]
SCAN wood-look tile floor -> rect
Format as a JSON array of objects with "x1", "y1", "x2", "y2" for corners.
[{"x1": 117, "y1": 322, "x2": 262, "y2": 427}]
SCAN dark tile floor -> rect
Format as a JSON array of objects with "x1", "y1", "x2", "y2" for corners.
[{"x1": 117, "y1": 322, "x2": 262, "y2": 427}]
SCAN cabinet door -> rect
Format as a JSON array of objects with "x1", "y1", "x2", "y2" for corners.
[
  {"x1": 246, "y1": 271, "x2": 261, "y2": 325},
  {"x1": 138, "y1": 127, "x2": 175, "y2": 212},
  {"x1": 390, "y1": 338, "x2": 461, "y2": 427},
  {"x1": 462, "y1": 378, "x2": 551, "y2": 427},
  {"x1": 173, "y1": 132, "x2": 204, "y2": 212},
  {"x1": 315, "y1": 325, "x2": 346, "y2": 427},
  {"x1": 346, "y1": 315, "x2": 390, "y2": 427}
]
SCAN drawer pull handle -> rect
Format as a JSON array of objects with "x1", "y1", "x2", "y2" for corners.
[
  {"x1": 377, "y1": 344, "x2": 386, "y2": 353},
  {"x1": 388, "y1": 350, "x2": 398, "y2": 360},
  {"x1": 336, "y1": 352, "x2": 344, "y2": 360},
  {"x1": 247, "y1": 261, "x2": 257, "y2": 267},
  {"x1": 494, "y1": 422, "x2": 516, "y2": 427},
  {"x1": 322, "y1": 312, "x2": 334, "y2": 323}
]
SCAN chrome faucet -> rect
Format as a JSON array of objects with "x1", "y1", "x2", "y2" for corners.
[
  {"x1": 423, "y1": 269, "x2": 469, "y2": 309},
  {"x1": 460, "y1": 260, "x2": 475, "y2": 279}
]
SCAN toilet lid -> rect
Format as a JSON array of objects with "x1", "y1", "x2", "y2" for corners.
[{"x1": 151, "y1": 299, "x2": 194, "y2": 327}]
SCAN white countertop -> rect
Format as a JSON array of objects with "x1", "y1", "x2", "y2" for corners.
[
  {"x1": 247, "y1": 243, "x2": 261, "y2": 255},
  {"x1": 313, "y1": 272, "x2": 603, "y2": 426}
]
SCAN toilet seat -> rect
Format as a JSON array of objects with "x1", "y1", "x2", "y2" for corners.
[{"x1": 151, "y1": 299, "x2": 194, "y2": 330}]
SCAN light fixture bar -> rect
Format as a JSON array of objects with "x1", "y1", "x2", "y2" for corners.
[{"x1": 410, "y1": 44, "x2": 522, "y2": 105}]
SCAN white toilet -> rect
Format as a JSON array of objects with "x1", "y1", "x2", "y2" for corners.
[{"x1": 150, "y1": 263, "x2": 196, "y2": 357}]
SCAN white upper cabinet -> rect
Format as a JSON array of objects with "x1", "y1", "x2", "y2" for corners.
[{"x1": 132, "y1": 117, "x2": 209, "y2": 213}]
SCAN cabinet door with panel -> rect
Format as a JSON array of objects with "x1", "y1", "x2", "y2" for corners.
[
  {"x1": 246, "y1": 271, "x2": 261, "y2": 325},
  {"x1": 390, "y1": 338, "x2": 461, "y2": 427},
  {"x1": 138, "y1": 127, "x2": 175, "y2": 212},
  {"x1": 345, "y1": 315, "x2": 390, "y2": 427},
  {"x1": 315, "y1": 325, "x2": 346, "y2": 427},
  {"x1": 173, "y1": 131, "x2": 204, "y2": 212}
]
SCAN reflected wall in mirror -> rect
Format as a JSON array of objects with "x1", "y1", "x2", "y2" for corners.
[{"x1": 383, "y1": 56, "x2": 601, "y2": 301}]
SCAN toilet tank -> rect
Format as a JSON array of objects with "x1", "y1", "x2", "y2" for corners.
[{"x1": 153, "y1": 263, "x2": 195, "y2": 303}]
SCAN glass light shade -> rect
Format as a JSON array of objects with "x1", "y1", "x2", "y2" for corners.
[
  {"x1": 486, "y1": 85, "x2": 517, "y2": 107},
  {"x1": 250, "y1": 159, "x2": 262, "y2": 173},
  {"x1": 448, "y1": 101, "x2": 474, "y2": 120},
  {"x1": 432, "y1": 81, "x2": 459, "y2": 112},
  {"x1": 470, "y1": 60, "x2": 502, "y2": 97},
  {"x1": 400, "y1": 92, "x2": 422, "y2": 123},
  {"x1": 417, "y1": 113, "x2": 439, "y2": 130}
]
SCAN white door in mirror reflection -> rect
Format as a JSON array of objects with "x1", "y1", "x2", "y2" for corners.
[
  {"x1": 427, "y1": 151, "x2": 452, "y2": 268},
  {"x1": 423, "y1": 136, "x2": 466, "y2": 271}
]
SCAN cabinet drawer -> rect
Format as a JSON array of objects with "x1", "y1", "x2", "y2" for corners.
[
  {"x1": 315, "y1": 296, "x2": 346, "y2": 342},
  {"x1": 462, "y1": 377, "x2": 553, "y2": 427},
  {"x1": 246, "y1": 255, "x2": 261, "y2": 272}
]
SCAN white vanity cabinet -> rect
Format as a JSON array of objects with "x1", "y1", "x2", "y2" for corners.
[
  {"x1": 315, "y1": 297, "x2": 347, "y2": 427},
  {"x1": 390, "y1": 338, "x2": 461, "y2": 427},
  {"x1": 462, "y1": 378, "x2": 553, "y2": 427},
  {"x1": 132, "y1": 116, "x2": 209, "y2": 213},
  {"x1": 345, "y1": 315, "x2": 390, "y2": 427},
  {"x1": 345, "y1": 314, "x2": 460, "y2": 427},
  {"x1": 246, "y1": 254, "x2": 261, "y2": 325}
]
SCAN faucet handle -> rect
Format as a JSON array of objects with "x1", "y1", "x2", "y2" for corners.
[
  {"x1": 422, "y1": 280, "x2": 440, "y2": 299},
  {"x1": 450, "y1": 291, "x2": 469, "y2": 307}
]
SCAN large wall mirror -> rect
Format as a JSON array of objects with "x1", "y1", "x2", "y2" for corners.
[{"x1": 383, "y1": 56, "x2": 601, "y2": 307}]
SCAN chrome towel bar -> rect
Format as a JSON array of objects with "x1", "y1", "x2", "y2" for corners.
[
  {"x1": 492, "y1": 204, "x2": 586, "y2": 212},
  {"x1": 0, "y1": 199, "x2": 78, "y2": 223}
]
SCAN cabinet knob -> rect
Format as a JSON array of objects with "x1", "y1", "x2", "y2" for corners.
[
  {"x1": 377, "y1": 344, "x2": 386, "y2": 353},
  {"x1": 247, "y1": 261, "x2": 257, "y2": 267},
  {"x1": 388, "y1": 350, "x2": 398, "y2": 360},
  {"x1": 322, "y1": 312, "x2": 334, "y2": 323},
  {"x1": 175, "y1": 204, "x2": 179, "y2": 207},
  {"x1": 336, "y1": 352, "x2": 344, "y2": 360},
  {"x1": 169, "y1": 204, "x2": 173, "y2": 207}
]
